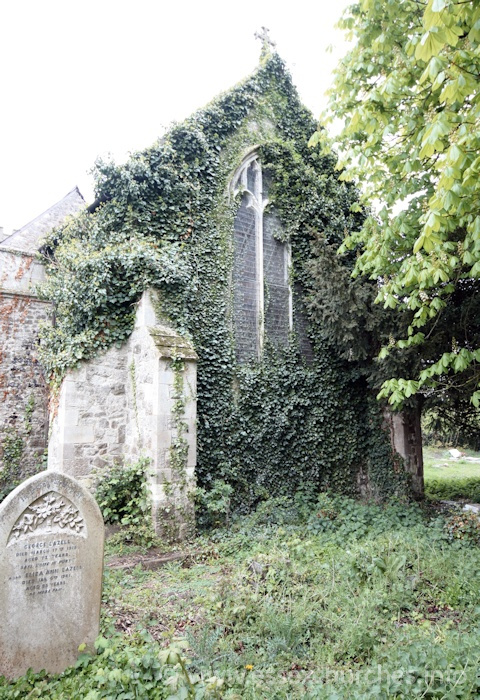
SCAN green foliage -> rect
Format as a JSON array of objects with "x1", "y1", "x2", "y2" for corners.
[
  {"x1": 423, "y1": 403, "x2": 480, "y2": 451},
  {"x1": 196, "y1": 480, "x2": 233, "y2": 529},
  {"x1": 95, "y1": 457, "x2": 150, "y2": 525},
  {"x1": 0, "y1": 430, "x2": 24, "y2": 502},
  {"x1": 307, "y1": 492, "x2": 424, "y2": 544},
  {"x1": 444, "y1": 510, "x2": 480, "y2": 545},
  {"x1": 39, "y1": 51, "x2": 405, "y2": 504},
  {"x1": 5, "y1": 496, "x2": 480, "y2": 697},
  {"x1": 0, "y1": 634, "x2": 224, "y2": 699},
  {"x1": 106, "y1": 523, "x2": 162, "y2": 554},
  {"x1": 0, "y1": 395, "x2": 36, "y2": 502},
  {"x1": 95, "y1": 456, "x2": 152, "y2": 526},
  {"x1": 426, "y1": 477, "x2": 480, "y2": 503},
  {"x1": 38, "y1": 236, "x2": 188, "y2": 389},
  {"x1": 222, "y1": 347, "x2": 407, "y2": 503},
  {"x1": 322, "y1": 0, "x2": 480, "y2": 409},
  {"x1": 94, "y1": 456, "x2": 159, "y2": 549},
  {"x1": 423, "y1": 446, "x2": 480, "y2": 501},
  {"x1": 308, "y1": 632, "x2": 480, "y2": 699}
]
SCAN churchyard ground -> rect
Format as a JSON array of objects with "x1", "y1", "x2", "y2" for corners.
[{"x1": 3, "y1": 489, "x2": 480, "y2": 698}]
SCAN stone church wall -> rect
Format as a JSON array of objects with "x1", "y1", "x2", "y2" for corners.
[
  {"x1": 0, "y1": 237, "x2": 197, "y2": 537},
  {"x1": 47, "y1": 343, "x2": 128, "y2": 479},
  {"x1": 48, "y1": 292, "x2": 197, "y2": 539}
]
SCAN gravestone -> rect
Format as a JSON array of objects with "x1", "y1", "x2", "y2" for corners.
[{"x1": 0, "y1": 471, "x2": 104, "y2": 679}]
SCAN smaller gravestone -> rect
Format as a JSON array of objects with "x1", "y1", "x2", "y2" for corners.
[{"x1": 0, "y1": 471, "x2": 104, "y2": 679}]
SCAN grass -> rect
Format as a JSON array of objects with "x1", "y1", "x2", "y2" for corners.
[
  {"x1": 424, "y1": 446, "x2": 480, "y2": 502},
  {"x1": 424, "y1": 446, "x2": 480, "y2": 479},
  {"x1": 3, "y1": 494, "x2": 480, "y2": 698}
]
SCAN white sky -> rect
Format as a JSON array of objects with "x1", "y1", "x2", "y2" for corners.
[{"x1": 0, "y1": 0, "x2": 351, "y2": 235}]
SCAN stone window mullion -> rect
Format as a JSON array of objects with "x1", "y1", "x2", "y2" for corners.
[
  {"x1": 232, "y1": 154, "x2": 292, "y2": 363},
  {"x1": 256, "y1": 161, "x2": 264, "y2": 358}
]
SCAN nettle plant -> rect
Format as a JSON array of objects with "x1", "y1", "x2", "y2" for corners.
[{"x1": 39, "y1": 49, "x2": 409, "y2": 505}]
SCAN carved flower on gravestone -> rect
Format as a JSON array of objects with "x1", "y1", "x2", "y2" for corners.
[
  {"x1": 9, "y1": 492, "x2": 85, "y2": 542},
  {"x1": 14, "y1": 513, "x2": 36, "y2": 534},
  {"x1": 54, "y1": 505, "x2": 84, "y2": 532},
  {"x1": 30, "y1": 493, "x2": 64, "y2": 521}
]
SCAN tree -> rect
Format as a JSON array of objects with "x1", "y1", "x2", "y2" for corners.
[{"x1": 314, "y1": 0, "x2": 480, "y2": 408}]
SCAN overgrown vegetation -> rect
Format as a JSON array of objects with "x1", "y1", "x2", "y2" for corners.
[
  {"x1": 0, "y1": 394, "x2": 36, "y2": 502},
  {"x1": 427, "y1": 479, "x2": 480, "y2": 503},
  {"x1": 423, "y1": 446, "x2": 480, "y2": 502},
  {"x1": 319, "y1": 0, "x2": 480, "y2": 409},
  {"x1": 94, "y1": 456, "x2": 160, "y2": 550},
  {"x1": 4, "y1": 495, "x2": 480, "y2": 698},
  {"x1": 37, "y1": 49, "x2": 408, "y2": 504},
  {"x1": 423, "y1": 404, "x2": 480, "y2": 451}
]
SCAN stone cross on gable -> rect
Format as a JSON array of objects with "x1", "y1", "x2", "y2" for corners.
[{"x1": 254, "y1": 27, "x2": 276, "y2": 55}]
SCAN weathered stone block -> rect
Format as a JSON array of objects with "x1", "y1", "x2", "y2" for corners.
[
  {"x1": 111, "y1": 384, "x2": 126, "y2": 395},
  {"x1": 64, "y1": 426, "x2": 94, "y2": 444},
  {"x1": 63, "y1": 409, "x2": 79, "y2": 427}
]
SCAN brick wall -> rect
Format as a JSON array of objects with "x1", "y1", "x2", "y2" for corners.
[{"x1": 0, "y1": 249, "x2": 50, "y2": 487}]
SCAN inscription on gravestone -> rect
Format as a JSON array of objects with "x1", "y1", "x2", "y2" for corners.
[{"x1": 0, "y1": 471, "x2": 104, "y2": 679}]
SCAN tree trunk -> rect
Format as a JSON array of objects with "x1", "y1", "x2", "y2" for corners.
[{"x1": 388, "y1": 401, "x2": 424, "y2": 498}]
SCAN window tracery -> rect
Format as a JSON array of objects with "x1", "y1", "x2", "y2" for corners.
[{"x1": 231, "y1": 154, "x2": 292, "y2": 362}]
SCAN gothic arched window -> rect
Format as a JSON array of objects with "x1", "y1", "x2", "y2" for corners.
[{"x1": 231, "y1": 154, "x2": 292, "y2": 363}]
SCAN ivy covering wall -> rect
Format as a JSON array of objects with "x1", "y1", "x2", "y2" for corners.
[{"x1": 39, "y1": 50, "x2": 410, "y2": 504}]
